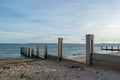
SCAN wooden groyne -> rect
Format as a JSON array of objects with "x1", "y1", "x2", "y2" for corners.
[
  {"x1": 101, "y1": 46, "x2": 120, "y2": 51},
  {"x1": 20, "y1": 47, "x2": 43, "y2": 60},
  {"x1": 86, "y1": 34, "x2": 120, "y2": 70},
  {"x1": 19, "y1": 35, "x2": 120, "y2": 71},
  {"x1": 20, "y1": 38, "x2": 63, "y2": 61}
]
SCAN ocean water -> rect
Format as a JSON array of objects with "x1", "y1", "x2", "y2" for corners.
[{"x1": 0, "y1": 43, "x2": 119, "y2": 59}]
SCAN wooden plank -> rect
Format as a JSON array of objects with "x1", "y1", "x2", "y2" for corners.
[
  {"x1": 92, "y1": 53, "x2": 120, "y2": 63},
  {"x1": 102, "y1": 49, "x2": 120, "y2": 51},
  {"x1": 101, "y1": 46, "x2": 120, "y2": 51}
]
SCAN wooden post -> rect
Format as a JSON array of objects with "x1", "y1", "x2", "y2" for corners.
[
  {"x1": 106, "y1": 46, "x2": 108, "y2": 51},
  {"x1": 23, "y1": 47, "x2": 25, "y2": 55},
  {"x1": 36, "y1": 45, "x2": 39, "y2": 59},
  {"x1": 25, "y1": 48, "x2": 28, "y2": 57},
  {"x1": 44, "y1": 45, "x2": 48, "y2": 59},
  {"x1": 118, "y1": 46, "x2": 119, "y2": 51},
  {"x1": 86, "y1": 34, "x2": 94, "y2": 66},
  {"x1": 58, "y1": 38, "x2": 63, "y2": 62},
  {"x1": 20, "y1": 47, "x2": 22, "y2": 55},
  {"x1": 23, "y1": 47, "x2": 25, "y2": 56},
  {"x1": 31, "y1": 48, "x2": 34, "y2": 58},
  {"x1": 111, "y1": 46, "x2": 113, "y2": 51},
  {"x1": 21, "y1": 47, "x2": 24, "y2": 55},
  {"x1": 28, "y1": 48, "x2": 30, "y2": 58},
  {"x1": 101, "y1": 46, "x2": 103, "y2": 50}
]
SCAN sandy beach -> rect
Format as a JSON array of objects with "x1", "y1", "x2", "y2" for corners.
[{"x1": 0, "y1": 59, "x2": 120, "y2": 80}]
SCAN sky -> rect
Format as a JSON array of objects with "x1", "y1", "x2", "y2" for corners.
[{"x1": 0, "y1": 0, "x2": 120, "y2": 43}]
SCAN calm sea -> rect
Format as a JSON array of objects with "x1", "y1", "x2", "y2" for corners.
[{"x1": 0, "y1": 43, "x2": 119, "y2": 59}]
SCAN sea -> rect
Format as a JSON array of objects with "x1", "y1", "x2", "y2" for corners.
[{"x1": 0, "y1": 43, "x2": 120, "y2": 59}]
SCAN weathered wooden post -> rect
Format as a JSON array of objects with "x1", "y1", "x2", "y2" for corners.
[
  {"x1": 106, "y1": 46, "x2": 108, "y2": 51},
  {"x1": 20, "y1": 47, "x2": 24, "y2": 55},
  {"x1": 20, "y1": 47, "x2": 22, "y2": 55},
  {"x1": 25, "y1": 48, "x2": 28, "y2": 57},
  {"x1": 118, "y1": 46, "x2": 119, "y2": 51},
  {"x1": 44, "y1": 45, "x2": 48, "y2": 59},
  {"x1": 58, "y1": 38, "x2": 63, "y2": 62},
  {"x1": 86, "y1": 34, "x2": 94, "y2": 66},
  {"x1": 111, "y1": 46, "x2": 113, "y2": 51},
  {"x1": 36, "y1": 45, "x2": 40, "y2": 59},
  {"x1": 31, "y1": 48, "x2": 34, "y2": 58},
  {"x1": 101, "y1": 46, "x2": 103, "y2": 50},
  {"x1": 28, "y1": 48, "x2": 30, "y2": 58},
  {"x1": 22, "y1": 47, "x2": 24, "y2": 55},
  {"x1": 23, "y1": 47, "x2": 25, "y2": 55}
]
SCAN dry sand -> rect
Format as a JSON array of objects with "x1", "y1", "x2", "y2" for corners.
[{"x1": 0, "y1": 59, "x2": 120, "y2": 80}]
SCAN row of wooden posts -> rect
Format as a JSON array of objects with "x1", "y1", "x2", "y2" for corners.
[
  {"x1": 20, "y1": 38, "x2": 63, "y2": 61},
  {"x1": 21, "y1": 34, "x2": 120, "y2": 67},
  {"x1": 101, "y1": 46, "x2": 120, "y2": 51},
  {"x1": 20, "y1": 34, "x2": 119, "y2": 67},
  {"x1": 20, "y1": 45, "x2": 48, "y2": 59},
  {"x1": 20, "y1": 35, "x2": 94, "y2": 66}
]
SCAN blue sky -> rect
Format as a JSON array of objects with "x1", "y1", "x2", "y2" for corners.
[{"x1": 0, "y1": 0, "x2": 120, "y2": 43}]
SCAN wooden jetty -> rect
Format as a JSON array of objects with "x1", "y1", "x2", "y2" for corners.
[{"x1": 101, "y1": 46, "x2": 120, "y2": 51}]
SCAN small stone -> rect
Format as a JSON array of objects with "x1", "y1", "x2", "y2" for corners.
[
  {"x1": 35, "y1": 72, "x2": 40, "y2": 74},
  {"x1": 0, "y1": 71, "x2": 2, "y2": 74},
  {"x1": 20, "y1": 74, "x2": 24, "y2": 78},
  {"x1": 69, "y1": 65, "x2": 79, "y2": 68},
  {"x1": 80, "y1": 68, "x2": 85, "y2": 71},
  {"x1": 96, "y1": 71, "x2": 99, "y2": 74}
]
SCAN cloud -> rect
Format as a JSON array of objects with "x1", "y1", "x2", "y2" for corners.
[
  {"x1": 1, "y1": 0, "x2": 120, "y2": 43},
  {"x1": 0, "y1": 31, "x2": 34, "y2": 43}
]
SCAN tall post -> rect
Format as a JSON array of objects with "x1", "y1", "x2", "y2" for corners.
[
  {"x1": 36, "y1": 45, "x2": 40, "y2": 59},
  {"x1": 86, "y1": 34, "x2": 94, "y2": 66},
  {"x1": 44, "y1": 45, "x2": 48, "y2": 59},
  {"x1": 58, "y1": 38, "x2": 63, "y2": 62}
]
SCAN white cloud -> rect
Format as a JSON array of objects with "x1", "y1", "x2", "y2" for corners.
[{"x1": 1, "y1": 0, "x2": 120, "y2": 43}]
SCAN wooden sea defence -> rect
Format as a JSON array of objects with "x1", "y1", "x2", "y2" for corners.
[
  {"x1": 92, "y1": 53, "x2": 120, "y2": 63},
  {"x1": 101, "y1": 46, "x2": 120, "y2": 51},
  {"x1": 44, "y1": 45, "x2": 48, "y2": 59},
  {"x1": 86, "y1": 34, "x2": 120, "y2": 70},
  {"x1": 86, "y1": 34, "x2": 94, "y2": 66},
  {"x1": 20, "y1": 38, "x2": 63, "y2": 61},
  {"x1": 58, "y1": 38, "x2": 63, "y2": 61},
  {"x1": 20, "y1": 38, "x2": 86, "y2": 67},
  {"x1": 20, "y1": 46, "x2": 43, "y2": 59},
  {"x1": 20, "y1": 35, "x2": 120, "y2": 71}
]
